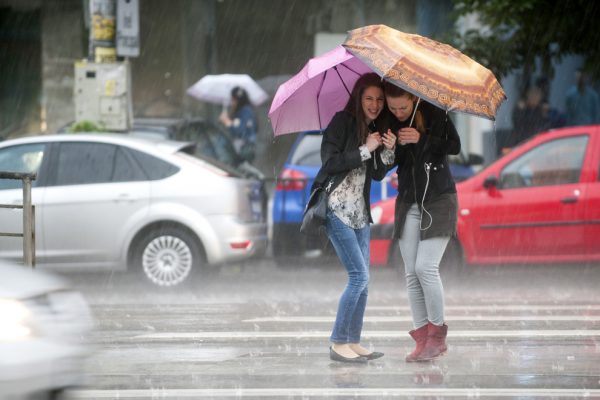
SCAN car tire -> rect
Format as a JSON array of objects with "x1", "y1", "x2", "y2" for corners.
[
  {"x1": 132, "y1": 225, "x2": 202, "y2": 287},
  {"x1": 272, "y1": 224, "x2": 304, "y2": 267},
  {"x1": 28, "y1": 388, "x2": 67, "y2": 400},
  {"x1": 441, "y1": 237, "x2": 466, "y2": 275},
  {"x1": 386, "y1": 239, "x2": 400, "y2": 268},
  {"x1": 273, "y1": 226, "x2": 335, "y2": 267}
]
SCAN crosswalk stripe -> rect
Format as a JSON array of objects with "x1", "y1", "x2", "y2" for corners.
[
  {"x1": 133, "y1": 330, "x2": 600, "y2": 340},
  {"x1": 65, "y1": 388, "x2": 600, "y2": 398},
  {"x1": 369, "y1": 305, "x2": 600, "y2": 311},
  {"x1": 244, "y1": 315, "x2": 600, "y2": 322}
]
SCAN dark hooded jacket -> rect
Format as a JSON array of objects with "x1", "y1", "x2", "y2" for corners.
[{"x1": 384, "y1": 101, "x2": 461, "y2": 239}]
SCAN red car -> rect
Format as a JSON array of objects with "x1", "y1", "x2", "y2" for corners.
[{"x1": 370, "y1": 124, "x2": 600, "y2": 267}]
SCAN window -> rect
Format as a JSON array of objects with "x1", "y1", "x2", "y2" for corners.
[
  {"x1": 52, "y1": 142, "x2": 164, "y2": 186},
  {"x1": 290, "y1": 134, "x2": 322, "y2": 167},
  {"x1": 54, "y1": 143, "x2": 116, "y2": 186},
  {"x1": 127, "y1": 148, "x2": 179, "y2": 180},
  {"x1": 113, "y1": 148, "x2": 147, "y2": 182},
  {"x1": 500, "y1": 136, "x2": 588, "y2": 189},
  {"x1": 187, "y1": 122, "x2": 240, "y2": 167},
  {"x1": 0, "y1": 143, "x2": 46, "y2": 190}
]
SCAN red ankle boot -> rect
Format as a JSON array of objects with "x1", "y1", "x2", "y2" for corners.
[
  {"x1": 405, "y1": 324, "x2": 429, "y2": 362},
  {"x1": 417, "y1": 322, "x2": 448, "y2": 361}
]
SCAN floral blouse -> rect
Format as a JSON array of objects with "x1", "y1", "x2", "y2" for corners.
[{"x1": 328, "y1": 146, "x2": 395, "y2": 229}]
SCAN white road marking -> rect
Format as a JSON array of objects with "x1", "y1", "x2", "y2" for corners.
[
  {"x1": 369, "y1": 305, "x2": 600, "y2": 311},
  {"x1": 65, "y1": 388, "x2": 600, "y2": 398},
  {"x1": 133, "y1": 330, "x2": 600, "y2": 340},
  {"x1": 244, "y1": 315, "x2": 600, "y2": 322}
]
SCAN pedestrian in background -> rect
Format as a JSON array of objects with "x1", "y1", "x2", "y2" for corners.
[
  {"x1": 219, "y1": 86, "x2": 258, "y2": 163},
  {"x1": 502, "y1": 84, "x2": 550, "y2": 155},
  {"x1": 382, "y1": 81, "x2": 461, "y2": 362},
  {"x1": 535, "y1": 76, "x2": 566, "y2": 130},
  {"x1": 565, "y1": 69, "x2": 600, "y2": 127},
  {"x1": 319, "y1": 73, "x2": 394, "y2": 363}
]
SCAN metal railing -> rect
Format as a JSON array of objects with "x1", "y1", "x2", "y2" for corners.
[{"x1": 0, "y1": 171, "x2": 36, "y2": 267}]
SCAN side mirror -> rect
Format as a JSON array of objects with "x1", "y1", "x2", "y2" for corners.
[
  {"x1": 483, "y1": 175, "x2": 498, "y2": 189},
  {"x1": 467, "y1": 153, "x2": 484, "y2": 165}
]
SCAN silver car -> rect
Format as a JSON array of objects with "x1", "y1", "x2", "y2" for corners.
[
  {"x1": 0, "y1": 134, "x2": 267, "y2": 286},
  {"x1": 0, "y1": 260, "x2": 93, "y2": 399}
]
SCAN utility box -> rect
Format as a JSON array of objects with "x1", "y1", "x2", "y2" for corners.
[{"x1": 74, "y1": 60, "x2": 131, "y2": 131}]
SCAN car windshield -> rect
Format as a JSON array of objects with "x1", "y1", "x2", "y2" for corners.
[
  {"x1": 129, "y1": 127, "x2": 173, "y2": 141},
  {"x1": 175, "y1": 150, "x2": 242, "y2": 178},
  {"x1": 290, "y1": 134, "x2": 322, "y2": 166},
  {"x1": 177, "y1": 122, "x2": 241, "y2": 168},
  {"x1": 196, "y1": 130, "x2": 240, "y2": 167},
  {"x1": 132, "y1": 120, "x2": 247, "y2": 175}
]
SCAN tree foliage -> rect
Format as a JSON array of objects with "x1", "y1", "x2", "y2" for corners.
[
  {"x1": 68, "y1": 120, "x2": 105, "y2": 133},
  {"x1": 451, "y1": 0, "x2": 600, "y2": 84}
]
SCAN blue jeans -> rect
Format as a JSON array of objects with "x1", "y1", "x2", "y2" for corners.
[{"x1": 326, "y1": 209, "x2": 370, "y2": 344}]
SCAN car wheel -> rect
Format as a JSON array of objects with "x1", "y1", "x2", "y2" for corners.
[
  {"x1": 133, "y1": 226, "x2": 202, "y2": 287},
  {"x1": 271, "y1": 224, "x2": 304, "y2": 266},
  {"x1": 387, "y1": 240, "x2": 406, "y2": 282},
  {"x1": 273, "y1": 230, "x2": 331, "y2": 268},
  {"x1": 28, "y1": 388, "x2": 68, "y2": 400},
  {"x1": 441, "y1": 237, "x2": 466, "y2": 275}
]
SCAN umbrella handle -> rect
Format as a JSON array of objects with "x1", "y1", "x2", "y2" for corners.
[{"x1": 409, "y1": 98, "x2": 421, "y2": 128}]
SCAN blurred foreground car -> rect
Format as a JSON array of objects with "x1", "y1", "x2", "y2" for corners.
[
  {"x1": 271, "y1": 131, "x2": 398, "y2": 263},
  {"x1": 0, "y1": 134, "x2": 267, "y2": 287},
  {"x1": 371, "y1": 124, "x2": 600, "y2": 267},
  {"x1": 0, "y1": 261, "x2": 92, "y2": 399}
]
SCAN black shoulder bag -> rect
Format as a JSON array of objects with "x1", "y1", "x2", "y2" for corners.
[{"x1": 300, "y1": 176, "x2": 335, "y2": 236}]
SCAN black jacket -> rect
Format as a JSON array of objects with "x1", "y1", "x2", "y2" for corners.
[
  {"x1": 384, "y1": 101, "x2": 461, "y2": 239},
  {"x1": 314, "y1": 111, "x2": 388, "y2": 224}
]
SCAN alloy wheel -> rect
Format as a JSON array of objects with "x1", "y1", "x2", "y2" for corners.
[{"x1": 142, "y1": 235, "x2": 193, "y2": 286}]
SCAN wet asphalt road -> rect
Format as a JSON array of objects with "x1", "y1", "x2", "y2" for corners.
[{"x1": 62, "y1": 258, "x2": 600, "y2": 399}]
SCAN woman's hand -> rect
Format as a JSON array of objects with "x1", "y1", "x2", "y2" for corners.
[
  {"x1": 382, "y1": 129, "x2": 396, "y2": 150},
  {"x1": 365, "y1": 132, "x2": 383, "y2": 152},
  {"x1": 219, "y1": 111, "x2": 232, "y2": 127},
  {"x1": 397, "y1": 127, "x2": 420, "y2": 145}
]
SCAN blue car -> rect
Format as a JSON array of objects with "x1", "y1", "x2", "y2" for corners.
[
  {"x1": 271, "y1": 131, "x2": 399, "y2": 262},
  {"x1": 271, "y1": 131, "x2": 483, "y2": 264}
]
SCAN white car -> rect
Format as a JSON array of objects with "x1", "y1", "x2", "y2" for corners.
[
  {"x1": 0, "y1": 134, "x2": 268, "y2": 286},
  {"x1": 0, "y1": 261, "x2": 93, "y2": 399}
]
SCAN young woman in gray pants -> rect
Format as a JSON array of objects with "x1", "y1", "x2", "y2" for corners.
[{"x1": 381, "y1": 82, "x2": 461, "y2": 362}]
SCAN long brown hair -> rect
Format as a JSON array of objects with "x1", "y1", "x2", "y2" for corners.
[
  {"x1": 383, "y1": 81, "x2": 425, "y2": 134},
  {"x1": 344, "y1": 72, "x2": 384, "y2": 144}
]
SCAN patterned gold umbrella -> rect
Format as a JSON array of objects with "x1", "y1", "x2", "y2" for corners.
[{"x1": 343, "y1": 25, "x2": 506, "y2": 120}]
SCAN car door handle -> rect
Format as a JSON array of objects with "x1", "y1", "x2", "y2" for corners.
[
  {"x1": 560, "y1": 197, "x2": 578, "y2": 204},
  {"x1": 113, "y1": 194, "x2": 135, "y2": 203}
]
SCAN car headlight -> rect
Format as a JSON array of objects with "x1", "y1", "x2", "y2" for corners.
[
  {"x1": 371, "y1": 206, "x2": 383, "y2": 225},
  {"x1": 0, "y1": 298, "x2": 34, "y2": 341}
]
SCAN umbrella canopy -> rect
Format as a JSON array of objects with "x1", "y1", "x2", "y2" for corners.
[
  {"x1": 187, "y1": 74, "x2": 269, "y2": 106},
  {"x1": 343, "y1": 25, "x2": 506, "y2": 120},
  {"x1": 268, "y1": 46, "x2": 372, "y2": 136}
]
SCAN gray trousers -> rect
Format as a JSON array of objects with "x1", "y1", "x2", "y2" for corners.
[{"x1": 399, "y1": 204, "x2": 450, "y2": 328}]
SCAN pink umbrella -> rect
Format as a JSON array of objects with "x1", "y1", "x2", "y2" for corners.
[{"x1": 268, "y1": 46, "x2": 372, "y2": 136}]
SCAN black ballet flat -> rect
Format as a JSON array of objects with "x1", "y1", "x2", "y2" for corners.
[
  {"x1": 361, "y1": 351, "x2": 384, "y2": 360},
  {"x1": 329, "y1": 346, "x2": 368, "y2": 363}
]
